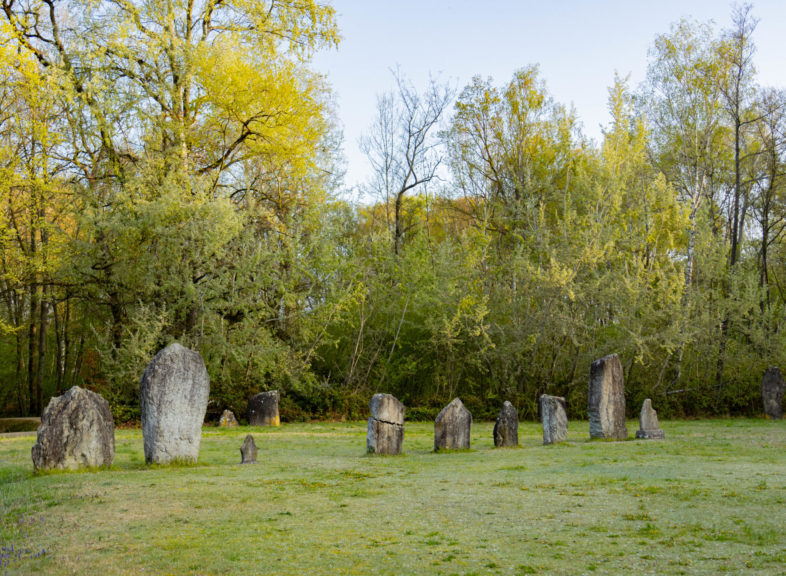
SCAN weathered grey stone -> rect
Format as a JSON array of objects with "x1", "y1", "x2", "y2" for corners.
[
  {"x1": 139, "y1": 343, "x2": 210, "y2": 465},
  {"x1": 369, "y1": 393, "x2": 405, "y2": 426},
  {"x1": 367, "y1": 393, "x2": 404, "y2": 455},
  {"x1": 240, "y1": 434, "x2": 257, "y2": 464},
  {"x1": 247, "y1": 390, "x2": 280, "y2": 426},
  {"x1": 541, "y1": 394, "x2": 568, "y2": 445},
  {"x1": 762, "y1": 367, "x2": 784, "y2": 420},
  {"x1": 434, "y1": 398, "x2": 472, "y2": 451},
  {"x1": 635, "y1": 398, "x2": 665, "y2": 440},
  {"x1": 219, "y1": 409, "x2": 238, "y2": 427},
  {"x1": 31, "y1": 386, "x2": 115, "y2": 471},
  {"x1": 493, "y1": 401, "x2": 518, "y2": 447},
  {"x1": 588, "y1": 353, "x2": 628, "y2": 440}
]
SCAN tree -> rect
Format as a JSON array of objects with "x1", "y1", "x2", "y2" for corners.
[
  {"x1": 0, "y1": 20, "x2": 74, "y2": 414},
  {"x1": 361, "y1": 71, "x2": 453, "y2": 255},
  {"x1": 752, "y1": 89, "x2": 786, "y2": 313},
  {"x1": 641, "y1": 17, "x2": 730, "y2": 395},
  {"x1": 0, "y1": 0, "x2": 341, "y2": 417}
]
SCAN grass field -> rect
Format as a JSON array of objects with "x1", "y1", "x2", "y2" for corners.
[{"x1": 1, "y1": 419, "x2": 785, "y2": 575}]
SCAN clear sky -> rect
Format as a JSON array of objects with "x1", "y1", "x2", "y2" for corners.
[{"x1": 311, "y1": 1, "x2": 786, "y2": 194}]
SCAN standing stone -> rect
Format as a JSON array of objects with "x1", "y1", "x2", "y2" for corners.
[
  {"x1": 434, "y1": 398, "x2": 472, "y2": 451},
  {"x1": 140, "y1": 343, "x2": 210, "y2": 465},
  {"x1": 541, "y1": 394, "x2": 568, "y2": 445},
  {"x1": 247, "y1": 390, "x2": 280, "y2": 426},
  {"x1": 366, "y1": 393, "x2": 405, "y2": 455},
  {"x1": 493, "y1": 401, "x2": 518, "y2": 447},
  {"x1": 219, "y1": 409, "x2": 238, "y2": 427},
  {"x1": 635, "y1": 399, "x2": 665, "y2": 440},
  {"x1": 31, "y1": 386, "x2": 115, "y2": 471},
  {"x1": 588, "y1": 353, "x2": 628, "y2": 440},
  {"x1": 762, "y1": 367, "x2": 784, "y2": 420},
  {"x1": 240, "y1": 435, "x2": 257, "y2": 464}
]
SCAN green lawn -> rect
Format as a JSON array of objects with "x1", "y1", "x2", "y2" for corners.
[{"x1": 1, "y1": 419, "x2": 785, "y2": 575}]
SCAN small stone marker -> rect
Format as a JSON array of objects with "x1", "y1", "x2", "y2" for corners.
[
  {"x1": 588, "y1": 353, "x2": 628, "y2": 440},
  {"x1": 240, "y1": 435, "x2": 257, "y2": 464},
  {"x1": 762, "y1": 367, "x2": 784, "y2": 420},
  {"x1": 366, "y1": 393, "x2": 405, "y2": 455},
  {"x1": 493, "y1": 401, "x2": 518, "y2": 447},
  {"x1": 247, "y1": 390, "x2": 280, "y2": 426},
  {"x1": 540, "y1": 394, "x2": 568, "y2": 445},
  {"x1": 31, "y1": 386, "x2": 115, "y2": 471},
  {"x1": 434, "y1": 398, "x2": 472, "y2": 451},
  {"x1": 219, "y1": 409, "x2": 238, "y2": 427},
  {"x1": 635, "y1": 399, "x2": 665, "y2": 440},
  {"x1": 139, "y1": 343, "x2": 210, "y2": 465}
]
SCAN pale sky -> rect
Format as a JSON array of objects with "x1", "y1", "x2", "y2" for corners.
[{"x1": 312, "y1": 1, "x2": 786, "y2": 195}]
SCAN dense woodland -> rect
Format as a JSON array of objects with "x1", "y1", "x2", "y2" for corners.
[{"x1": 0, "y1": 2, "x2": 784, "y2": 421}]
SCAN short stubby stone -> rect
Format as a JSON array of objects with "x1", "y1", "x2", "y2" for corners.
[
  {"x1": 367, "y1": 393, "x2": 405, "y2": 455},
  {"x1": 219, "y1": 409, "x2": 238, "y2": 427},
  {"x1": 31, "y1": 386, "x2": 115, "y2": 471},
  {"x1": 493, "y1": 401, "x2": 518, "y2": 447},
  {"x1": 247, "y1": 390, "x2": 280, "y2": 426},
  {"x1": 139, "y1": 343, "x2": 210, "y2": 465},
  {"x1": 635, "y1": 398, "x2": 665, "y2": 440},
  {"x1": 541, "y1": 394, "x2": 568, "y2": 445},
  {"x1": 762, "y1": 367, "x2": 784, "y2": 420},
  {"x1": 434, "y1": 398, "x2": 472, "y2": 451},
  {"x1": 240, "y1": 434, "x2": 257, "y2": 464},
  {"x1": 588, "y1": 353, "x2": 628, "y2": 440}
]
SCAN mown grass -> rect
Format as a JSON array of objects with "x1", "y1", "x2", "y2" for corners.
[{"x1": 1, "y1": 419, "x2": 785, "y2": 575}]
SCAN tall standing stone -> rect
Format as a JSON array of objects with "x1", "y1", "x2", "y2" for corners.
[
  {"x1": 493, "y1": 401, "x2": 518, "y2": 447},
  {"x1": 140, "y1": 343, "x2": 210, "y2": 465},
  {"x1": 240, "y1": 435, "x2": 257, "y2": 464},
  {"x1": 366, "y1": 393, "x2": 405, "y2": 455},
  {"x1": 247, "y1": 390, "x2": 280, "y2": 426},
  {"x1": 635, "y1": 399, "x2": 665, "y2": 439},
  {"x1": 219, "y1": 409, "x2": 238, "y2": 427},
  {"x1": 540, "y1": 394, "x2": 568, "y2": 445},
  {"x1": 434, "y1": 398, "x2": 472, "y2": 451},
  {"x1": 762, "y1": 367, "x2": 784, "y2": 420},
  {"x1": 588, "y1": 353, "x2": 628, "y2": 440},
  {"x1": 31, "y1": 386, "x2": 115, "y2": 471}
]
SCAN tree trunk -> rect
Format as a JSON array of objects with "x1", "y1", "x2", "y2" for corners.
[
  {"x1": 53, "y1": 291, "x2": 65, "y2": 395},
  {"x1": 36, "y1": 288, "x2": 48, "y2": 412},
  {"x1": 394, "y1": 190, "x2": 404, "y2": 255},
  {"x1": 27, "y1": 283, "x2": 39, "y2": 416}
]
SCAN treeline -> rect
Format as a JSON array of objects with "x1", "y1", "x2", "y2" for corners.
[{"x1": 0, "y1": 3, "x2": 783, "y2": 421}]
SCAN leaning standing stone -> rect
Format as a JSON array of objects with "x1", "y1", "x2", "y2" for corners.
[
  {"x1": 219, "y1": 409, "x2": 238, "y2": 427},
  {"x1": 139, "y1": 343, "x2": 210, "y2": 465},
  {"x1": 635, "y1": 399, "x2": 665, "y2": 440},
  {"x1": 588, "y1": 353, "x2": 628, "y2": 440},
  {"x1": 247, "y1": 390, "x2": 280, "y2": 426},
  {"x1": 434, "y1": 398, "x2": 472, "y2": 451},
  {"x1": 31, "y1": 386, "x2": 115, "y2": 471},
  {"x1": 240, "y1": 435, "x2": 257, "y2": 464},
  {"x1": 366, "y1": 393, "x2": 405, "y2": 455},
  {"x1": 762, "y1": 367, "x2": 784, "y2": 420},
  {"x1": 541, "y1": 394, "x2": 568, "y2": 445},
  {"x1": 493, "y1": 401, "x2": 518, "y2": 447}
]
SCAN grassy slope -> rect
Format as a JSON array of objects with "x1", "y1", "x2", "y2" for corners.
[{"x1": 1, "y1": 420, "x2": 785, "y2": 575}]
